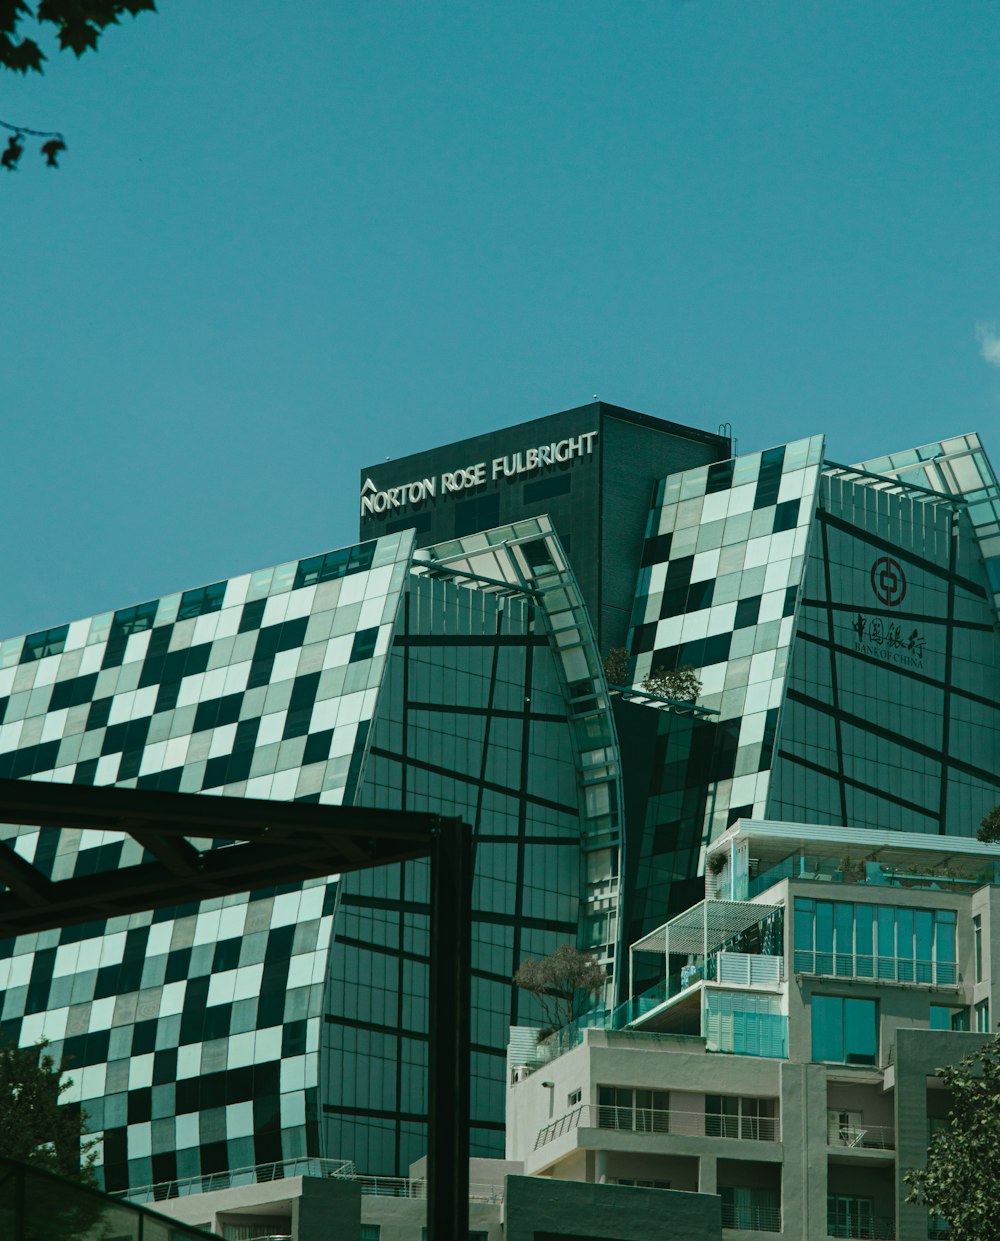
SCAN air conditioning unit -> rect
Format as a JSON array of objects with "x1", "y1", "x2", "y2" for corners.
[{"x1": 512, "y1": 1065, "x2": 531, "y2": 1083}]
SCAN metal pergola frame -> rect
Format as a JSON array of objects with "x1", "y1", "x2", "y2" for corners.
[
  {"x1": 629, "y1": 899, "x2": 781, "y2": 998},
  {"x1": 0, "y1": 778, "x2": 471, "y2": 1241}
]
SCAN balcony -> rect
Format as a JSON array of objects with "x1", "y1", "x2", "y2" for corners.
[
  {"x1": 828, "y1": 1124, "x2": 895, "y2": 1151},
  {"x1": 794, "y1": 950, "x2": 958, "y2": 987},
  {"x1": 827, "y1": 1218, "x2": 895, "y2": 1238},
  {"x1": 722, "y1": 1203, "x2": 782, "y2": 1232},
  {"x1": 747, "y1": 851, "x2": 999, "y2": 901},
  {"x1": 534, "y1": 1104, "x2": 780, "y2": 1151}
]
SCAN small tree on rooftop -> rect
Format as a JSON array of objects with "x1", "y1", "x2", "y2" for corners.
[
  {"x1": 977, "y1": 804, "x2": 1000, "y2": 844},
  {"x1": 513, "y1": 944, "x2": 607, "y2": 1035},
  {"x1": 640, "y1": 664, "x2": 702, "y2": 703},
  {"x1": 904, "y1": 1030, "x2": 1000, "y2": 1240}
]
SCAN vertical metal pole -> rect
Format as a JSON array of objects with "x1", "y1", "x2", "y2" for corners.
[{"x1": 427, "y1": 818, "x2": 472, "y2": 1241}]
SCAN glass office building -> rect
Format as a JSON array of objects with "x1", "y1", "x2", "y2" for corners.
[
  {"x1": 625, "y1": 431, "x2": 1000, "y2": 953},
  {"x1": 1, "y1": 403, "x2": 998, "y2": 1187},
  {"x1": 0, "y1": 515, "x2": 622, "y2": 1186}
]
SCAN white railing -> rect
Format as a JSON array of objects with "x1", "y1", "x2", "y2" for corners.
[
  {"x1": 722, "y1": 1203, "x2": 781, "y2": 1232},
  {"x1": 357, "y1": 1177, "x2": 504, "y2": 1202},
  {"x1": 122, "y1": 1157, "x2": 357, "y2": 1203},
  {"x1": 120, "y1": 1158, "x2": 504, "y2": 1206},
  {"x1": 827, "y1": 1123, "x2": 895, "y2": 1150},
  {"x1": 716, "y1": 951, "x2": 784, "y2": 987},
  {"x1": 535, "y1": 1104, "x2": 779, "y2": 1149},
  {"x1": 794, "y1": 951, "x2": 958, "y2": 986}
]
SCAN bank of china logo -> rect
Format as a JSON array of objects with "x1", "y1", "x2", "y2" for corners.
[{"x1": 870, "y1": 556, "x2": 906, "y2": 608}]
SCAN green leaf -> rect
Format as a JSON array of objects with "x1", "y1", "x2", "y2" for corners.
[{"x1": 0, "y1": 31, "x2": 44, "y2": 71}]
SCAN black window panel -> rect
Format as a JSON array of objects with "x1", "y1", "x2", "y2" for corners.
[
  {"x1": 304, "y1": 729, "x2": 334, "y2": 765},
  {"x1": 117, "y1": 743, "x2": 145, "y2": 783},
  {"x1": 294, "y1": 541, "x2": 376, "y2": 590},
  {"x1": 454, "y1": 492, "x2": 500, "y2": 538},
  {"x1": 239, "y1": 598, "x2": 267, "y2": 633},
  {"x1": 701, "y1": 632, "x2": 732, "y2": 666},
  {"x1": 659, "y1": 588, "x2": 688, "y2": 619},
  {"x1": 127, "y1": 1087, "x2": 152, "y2": 1124},
  {"x1": 213, "y1": 939, "x2": 242, "y2": 973},
  {"x1": 664, "y1": 556, "x2": 694, "y2": 592},
  {"x1": 110, "y1": 601, "x2": 158, "y2": 641},
  {"x1": 177, "y1": 581, "x2": 227, "y2": 622},
  {"x1": 0, "y1": 697, "x2": 7, "y2": 726},
  {"x1": 102, "y1": 718, "x2": 149, "y2": 757},
  {"x1": 92, "y1": 958, "x2": 121, "y2": 997},
  {"x1": 165, "y1": 948, "x2": 192, "y2": 984},
  {"x1": 150, "y1": 1151, "x2": 177, "y2": 1186},
  {"x1": 73, "y1": 757, "x2": 98, "y2": 785},
  {"x1": 32, "y1": 827, "x2": 60, "y2": 878},
  {"x1": 49, "y1": 673, "x2": 99, "y2": 712},
  {"x1": 226, "y1": 1066, "x2": 255, "y2": 1104},
  {"x1": 131, "y1": 1020, "x2": 158, "y2": 1056},
  {"x1": 86, "y1": 697, "x2": 113, "y2": 732},
  {"x1": 641, "y1": 532, "x2": 673, "y2": 567},
  {"x1": 225, "y1": 750, "x2": 254, "y2": 784},
  {"x1": 773, "y1": 498, "x2": 800, "y2": 532},
  {"x1": 202, "y1": 755, "x2": 230, "y2": 790},
  {"x1": 734, "y1": 596, "x2": 761, "y2": 629},
  {"x1": 154, "y1": 680, "x2": 181, "y2": 714},
  {"x1": 276, "y1": 617, "x2": 309, "y2": 652},
  {"x1": 233, "y1": 719, "x2": 260, "y2": 753},
  {"x1": 24, "y1": 948, "x2": 56, "y2": 1015},
  {"x1": 202, "y1": 1004, "x2": 232, "y2": 1041},
  {"x1": 631, "y1": 623, "x2": 658, "y2": 656},
  {"x1": 706, "y1": 459, "x2": 735, "y2": 494},
  {"x1": 0, "y1": 740, "x2": 60, "y2": 780},
  {"x1": 523, "y1": 473, "x2": 572, "y2": 504},
  {"x1": 174, "y1": 1077, "x2": 200, "y2": 1114},
  {"x1": 20, "y1": 625, "x2": 69, "y2": 663},
  {"x1": 753, "y1": 446, "x2": 786, "y2": 509},
  {"x1": 350, "y1": 628, "x2": 380, "y2": 663},
  {"x1": 199, "y1": 1142, "x2": 230, "y2": 1177},
  {"x1": 686, "y1": 579, "x2": 714, "y2": 612},
  {"x1": 151, "y1": 1052, "x2": 177, "y2": 1082},
  {"x1": 193, "y1": 693, "x2": 244, "y2": 734},
  {"x1": 783, "y1": 586, "x2": 798, "y2": 617},
  {"x1": 282, "y1": 1020, "x2": 308, "y2": 1058}
]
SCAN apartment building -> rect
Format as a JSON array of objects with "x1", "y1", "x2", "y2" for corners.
[{"x1": 507, "y1": 820, "x2": 1000, "y2": 1241}]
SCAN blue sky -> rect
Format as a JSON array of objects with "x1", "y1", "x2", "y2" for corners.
[{"x1": 2, "y1": 1, "x2": 999, "y2": 638}]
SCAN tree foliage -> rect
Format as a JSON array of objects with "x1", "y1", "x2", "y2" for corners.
[
  {"x1": 977, "y1": 804, "x2": 1000, "y2": 844},
  {"x1": 640, "y1": 664, "x2": 702, "y2": 703},
  {"x1": 904, "y1": 1031, "x2": 1000, "y2": 1240},
  {"x1": 513, "y1": 944, "x2": 607, "y2": 1034},
  {"x1": 0, "y1": 1040, "x2": 97, "y2": 1182},
  {"x1": 602, "y1": 646, "x2": 630, "y2": 687},
  {"x1": 0, "y1": 1, "x2": 156, "y2": 74}
]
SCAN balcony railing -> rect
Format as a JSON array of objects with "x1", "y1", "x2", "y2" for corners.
[
  {"x1": 827, "y1": 1217, "x2": 895, "y2": 1238},
  {"x1": 120, "y1": 1157, "x2": 505, "y2": 1205},
  {"x1": 747, "y1": 852, "x2": 999, "y2": 900},
  {"x1": 794, "y1": 950, "x2": 958, "y2": 987},
  {"x1": 722, "y1": 1203, "x2": 782, "y2": 1232},
  {"x1": 535, "y1": 1104, "x2": 779, "y2": 1150},
  {"x1": 828, "y1": 1124, "x2": 895, "y2": 1151}
]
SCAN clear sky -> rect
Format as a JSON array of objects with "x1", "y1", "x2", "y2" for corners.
[{"x1": 2, "y1": 1, "x2": 999, "y2": 639}]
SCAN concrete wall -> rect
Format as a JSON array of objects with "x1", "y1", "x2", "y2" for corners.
[
  {"x1": 150, "y1": 1176, "x2": 361, "y2": 1241},
  {"x1": 504, "y1": 1174, "x2": 722, "y2": 1241}
]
